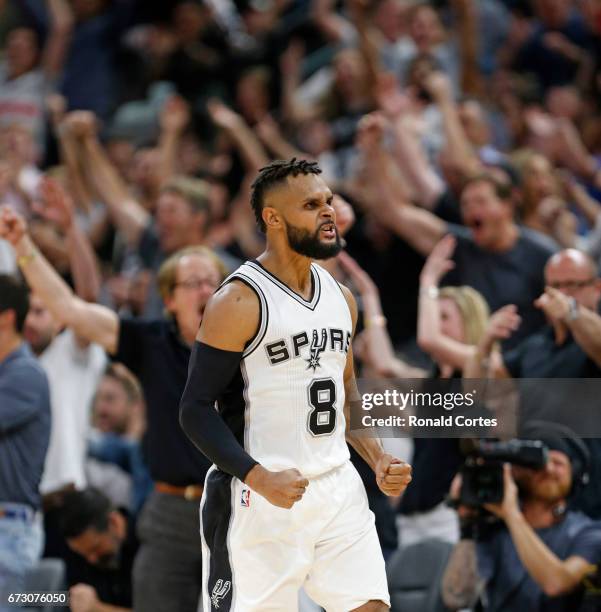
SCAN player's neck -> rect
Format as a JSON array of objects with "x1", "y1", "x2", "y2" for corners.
[{"x1": 257, "y1": 247, "x2": 314, "y2": 300}]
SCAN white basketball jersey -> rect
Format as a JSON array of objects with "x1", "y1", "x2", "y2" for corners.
[{"x1": 219, "y1": 260, "x2": 352, "y2": 478}]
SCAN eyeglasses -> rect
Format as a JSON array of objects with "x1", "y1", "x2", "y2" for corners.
[
  {"x1": 547, "y1": 278, "x2": 597, "y2": 290},
  {"x1": 174, "y1": 278, "x2": 219, "y2": 291}
]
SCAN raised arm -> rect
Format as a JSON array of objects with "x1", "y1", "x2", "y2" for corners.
[
  {"x1": 423, "y1": 72, "x2": 481, "y2": 179},
  {"x1": 70, "y1": 112, "x2": 150, "y2": 247},
  {"x1": 255, "y1": 115, "x2": 310, "y2": 161},
  {"x1": 417, "y1": 235, "x2": 478, "y2": 370},
  {"x1": 279, "y1": 40, "x2": 315, "y2": 125},
  {"x1": 354, "y1": 115, "x2": 446, "y2": 253},
  {"x1": 348, "y1": 0, "x2": 381, "y2": 97},
  {"x1": 562, "y1": 175, "x2": 601, "y2": 228},
  {"x1": 0, "y1": 206, "x2": 119, "y2": 354},
  {"x1": 55, "y1": 110, "x2": 95, "y2": 214},
  {"x1": 311, "y1": 0, "x2": 355, "y2": 44},
  {"x1": 157, "y1": 96, "x2": 190, "y2": 185},
  {"x1": 179, "y1": 281, "x2": 309, "y2": 509},
  {"x1": 374, "y1": 76, "x2": 445, "y2": 209},
  {"x1": 339, "y1": 283, "x2": 412, "y2": 495},
  {"x1": 41, "y1": 0, "x2": 74, "y2": 81},
  {"x1": 451, "y1": 0, "x2": 481, "y2": 97},
  {"x1": 37, "y1": 176, "x2": 101, "y2": 302},
  {"x1": 462, "y1": 305, "x2": 518, "y2": 379},
  {"x1": 207, "y1": 99, "x2": 269, "y2": 172},
  {"x1": 357, "y1": 169, "x2": 446, "y2": 255}
]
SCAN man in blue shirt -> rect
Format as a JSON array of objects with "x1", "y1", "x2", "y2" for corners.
[
  {"x1": 0, "y1": 274, "x2": 51, "y2": 611},
  {"x1": 443, "y1": 423, "x2": 601, "y2": 611}
]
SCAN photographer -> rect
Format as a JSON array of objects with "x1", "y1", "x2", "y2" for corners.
[{"x1": 442, "y1": 423, "x2": 601, "y2": 611}]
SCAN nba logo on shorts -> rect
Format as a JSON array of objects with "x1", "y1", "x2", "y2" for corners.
[{"x1": 241, "y1": 488, "x2": 251, "y2": 507}]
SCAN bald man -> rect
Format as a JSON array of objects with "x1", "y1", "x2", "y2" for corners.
[
  {"x1": 468, "y1": 248, "x2": 601, "y2": 379},
  {"x1": 468, "y1": 248, "x2": 601, "y2": 517}
]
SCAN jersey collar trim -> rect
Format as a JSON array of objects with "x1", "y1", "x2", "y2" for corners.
[{"x1": 247, "y1": 260, "x2": 321, "y2": 311}]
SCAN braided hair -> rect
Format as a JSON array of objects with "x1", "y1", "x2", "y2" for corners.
[{"x1": 250, "y1": 158, "x2": 322, "y2": 232}]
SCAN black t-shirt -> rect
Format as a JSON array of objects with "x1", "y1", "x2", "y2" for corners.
[
  {"x1": 398, "y1": 438, "x2": 462, "y2": 515},
  {"x1": 68, "y1": 511, "x2": 138, "y2": 607},
  {"x1": 398, "y1": 374, "x2": 464, "y2": 515},
  {"x1": 433, "y1": 190, "x2": 463, "y2": 226},
  {"x1": 138, "y1": 224, "x2": 164, "y2": 272},
  {"x1": 114, "y1": 318, "x2": 211, "y2": 485},
  {"x1": 444, "y1": 225, "x2": 557, "y2": 349},
  {"x1": 503, "y1": 327, "x2": 601, "y2": 379}
]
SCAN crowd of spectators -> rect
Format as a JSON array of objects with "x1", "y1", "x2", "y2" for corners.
[{"x1": 1, "y1": 0, "x2": 601, "y2": 610}]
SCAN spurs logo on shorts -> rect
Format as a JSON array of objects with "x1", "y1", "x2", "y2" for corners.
[{"x1": 211, "y1": 580, "x2": 231, "y2": 608}]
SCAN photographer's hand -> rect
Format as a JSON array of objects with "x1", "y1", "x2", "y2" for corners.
[{"x1": 483, "y1": 464, "x2": 521, "y2": 521}]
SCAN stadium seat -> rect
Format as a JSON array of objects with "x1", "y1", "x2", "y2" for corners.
[
  {"x1": 387, "y1": 539, "x2": 453, "y2": 612},
  {"x1": 21, "y1": 558, "x2": 66, "y2": 612}
]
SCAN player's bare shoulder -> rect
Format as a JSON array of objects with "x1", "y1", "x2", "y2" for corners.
[{"x1": 198, "y1": 279, "x2": 260, "y2": 351}]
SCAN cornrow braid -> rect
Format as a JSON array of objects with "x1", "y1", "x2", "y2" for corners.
[{"x1": 250, "y1": 158, "x2": 322, "y2": 232}]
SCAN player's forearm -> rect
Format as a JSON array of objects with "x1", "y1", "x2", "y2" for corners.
[
  {"x1": 346, "y1": 432, "x2": 384, "y2": 472},
  {"x1": 343, "y1": 365, "x2": 385, "y2": 470}
]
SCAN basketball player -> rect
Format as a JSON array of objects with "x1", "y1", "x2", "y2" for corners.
[{"x1": 179, "y1": 159, "x2": 412, "y2": 611}]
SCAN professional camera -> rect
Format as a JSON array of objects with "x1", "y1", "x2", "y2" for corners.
[{"x1": 459, "y1": 439, "x2": 548, "y2": 507}]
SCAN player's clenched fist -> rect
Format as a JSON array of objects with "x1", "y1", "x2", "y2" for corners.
[
  {"x1": 375, "y1": 454, "x2": 412, "y2": 497},
  {"x1": 246, "y1": 465, "x2": 309, "y2": 509}
]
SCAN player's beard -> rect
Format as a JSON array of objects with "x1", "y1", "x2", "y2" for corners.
[{"x1": 286, "y1": 222, "x2": 342, "y2": 259}]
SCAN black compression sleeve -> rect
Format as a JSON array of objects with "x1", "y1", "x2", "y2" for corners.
[{"x1": 179, "y1": 341, "x2": 258, "y2": 482}]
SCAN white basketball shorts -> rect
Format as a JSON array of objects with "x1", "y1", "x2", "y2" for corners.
[{"x1": 200, "y1": 460, "x2": 390, "y2": 611}]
